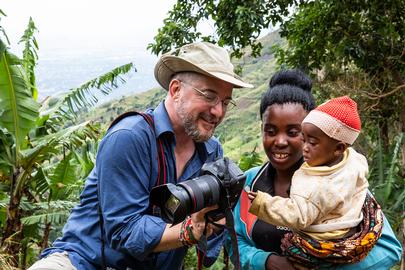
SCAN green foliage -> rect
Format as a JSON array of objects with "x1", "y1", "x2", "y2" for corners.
[
  {"x1": 368, "y1": 132, "x2": 404, "y2": 234},
  {"x1": 152, "y1": 0, "x2": 405, "y2": 161},
  {"x1": 0, "y1": 15, "x2": 135, "y2": 268},
  {"x1": 276, "y1": 0, "x2": 405, "y2": 75},
  {"x1": 238, "y1": 145, "x2": 263, "y2": 172},
  {"x1": 42, "y1": 62, "x2": 135, "y2": 127},
  {"x1": 21, "y1": 201, "x2": 77, "y2": 226},
  {"x1": 274, "y1": 0, "x2": 405, "y2": 154},
  {"x1": 184, "y1": 248, "x2": 227, "y2": 270},
  {"x1": 148, "y1": 0, "x2": 298, "y2": 58},
  {"x1": 0, "y1": 39, "x2": 40, "y2": 154},
  {"x1": 49, "y1": 152, "x2": 80, "y2": 200},
  {"x1": 20, "y1": 17, "x2": 39, "y2": 100},
  {"x1": 148, "y1": 2, "x2": 404, "y2": 266},
  {"x1": 1, "y1": 1, "x2": 404, "y2": 268},
  {"x1": 0, "y1": 9, "x2": 10, "y2": 45},
  {"x1": 384, "y1": 133, "x2": 403, "y2": 201},
  {"x1": 78, "y1": 87, "x2": 167, "y2": 129},
  {"x1": 271, "y1": 2, "x2": 404, "y2": 245}
]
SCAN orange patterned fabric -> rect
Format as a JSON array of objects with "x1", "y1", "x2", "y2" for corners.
[{"x1": 281, "y1": 193, "x2": 383, "y2": 268}]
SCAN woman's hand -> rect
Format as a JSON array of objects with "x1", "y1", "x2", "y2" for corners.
[{"x1": 266, "y1": 254, "x2": 296, "y2": 270}]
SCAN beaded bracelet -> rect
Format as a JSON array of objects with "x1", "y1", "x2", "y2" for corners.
[
  {"x1": 185, "y1": 218, "x2": 198, "y2": 244},
  {"x1": 179, "y1": 216, "x2": 198, "y2": 246},
  {"x1": 179, "y1": 218, "x2": 190, "y2": 246}
]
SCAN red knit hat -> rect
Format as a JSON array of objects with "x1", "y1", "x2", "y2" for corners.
[{"x1": 302, "y1": 96, "x2": 361, "y2": 145}]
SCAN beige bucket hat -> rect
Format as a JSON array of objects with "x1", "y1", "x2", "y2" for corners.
[{"x1": 154, "y1": 42, "x2": 254, "y2": 90}]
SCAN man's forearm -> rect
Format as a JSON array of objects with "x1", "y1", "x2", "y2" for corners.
[{"x1": 153, "y1": 223, "x2": 184, "y2": 252}]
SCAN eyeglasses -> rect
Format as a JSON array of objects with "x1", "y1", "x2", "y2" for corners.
[{"x1": 180, "y1": 81, "x2": 236, "y2": 111}]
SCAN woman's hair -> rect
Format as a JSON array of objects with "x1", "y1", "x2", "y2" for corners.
[{"x1": 260, "y1": 69, "x2": 316, "y2": 119}]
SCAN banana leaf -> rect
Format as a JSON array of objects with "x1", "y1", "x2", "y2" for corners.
[{"x1": 0, "y1": 40, "x2": 39, "y2": 154}]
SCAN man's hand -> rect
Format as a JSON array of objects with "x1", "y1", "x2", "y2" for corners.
[
  {"x1": 190, "y1": 205, "x2": 221, "y2": 240},
  {"x1": 266, "y1": 254, "x2": 296, "y2": 270},
  {"x1": 153, "y1": 205, "x2": 220, "y2": 252}
]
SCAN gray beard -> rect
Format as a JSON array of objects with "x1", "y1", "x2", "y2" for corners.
[{"x1": 177, "y1": 103, "x2": 214, "y2": 142}]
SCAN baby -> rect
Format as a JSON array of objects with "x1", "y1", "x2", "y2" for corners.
[{"x1": 249, "y1": 96, "x2": 382, "y2": 265}]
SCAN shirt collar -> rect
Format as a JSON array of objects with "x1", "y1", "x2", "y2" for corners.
[{"x1": 152, "y1": 101, "x2": 174, "y2": 137}]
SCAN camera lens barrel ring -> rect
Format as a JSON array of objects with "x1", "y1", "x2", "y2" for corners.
[{"x1": 178, "y1": 175, "x2": 221, "y2": 213}]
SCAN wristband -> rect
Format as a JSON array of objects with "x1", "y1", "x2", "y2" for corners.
[{"x1": 179, "y1": 216, "x2": 198, "y2": 246}]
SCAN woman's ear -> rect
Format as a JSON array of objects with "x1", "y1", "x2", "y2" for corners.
[{"x1": 334, "y1": 142, "x2": 347, "y2": 156}]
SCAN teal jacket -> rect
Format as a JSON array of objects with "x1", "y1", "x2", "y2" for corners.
[{"x1": 225, "y1": 165, "x2": 402, "y2": 270}]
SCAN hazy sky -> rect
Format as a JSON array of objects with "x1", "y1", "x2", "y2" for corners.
[
  {"x1": 2, "y1": 0, "x2": 176, "y2": 53},
  {"x1": 1, "y1": 1, "x2": 273, "y2": 101},
  {"x1": 1, "y1": 0, "x2": 183, "y2": 100}
]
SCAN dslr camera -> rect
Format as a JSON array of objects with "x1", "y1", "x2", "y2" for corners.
[{"x1": 150, "y1": 157, "x2": 246, "y2": 225}]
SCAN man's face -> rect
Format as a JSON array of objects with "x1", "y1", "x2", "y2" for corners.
[
  {"x1": 175, "y1": 76, "x2": 233, "y2": 142},
  {"x1": 301, "y1": 122, "x2": 341, "y2": 167}
]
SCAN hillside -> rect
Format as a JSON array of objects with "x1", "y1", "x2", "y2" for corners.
[{"x1": 82, "y1": 31, "x2": 284, "y2": 162}]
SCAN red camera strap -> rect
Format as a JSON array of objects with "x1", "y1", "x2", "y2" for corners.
[
  {"x1": 98, "y1": 111, "x2": 166, "y2": 269},
  {"x1": 108, "y1": 111, "x2": 166, "y2": 186}
]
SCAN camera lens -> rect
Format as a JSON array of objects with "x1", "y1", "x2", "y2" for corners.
[
  {"x1": 178, "y1": 175, "x2": 221, "y2": 213},
  {"x1": 150, "y1": 158, "x2": 246, "y2": 225},
  {"x1": 150, "y1": 175, "x2": 221, "y2": 224}
]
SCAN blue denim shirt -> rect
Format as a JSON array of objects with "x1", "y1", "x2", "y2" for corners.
[{"x1": 42, "y1": 102, "x2": 224, "y2": 270}]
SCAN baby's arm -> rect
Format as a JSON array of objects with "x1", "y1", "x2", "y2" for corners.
[
  {"x1": 248, "y1": 191, "x2": 321, "y2": 230},
  {"x1": 247, "y1": 191, "x2": 257, "y2": 201}
]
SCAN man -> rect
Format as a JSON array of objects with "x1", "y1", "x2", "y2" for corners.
[{"x1": 29, "y1": 42, "x2": 253, "y2": 270}]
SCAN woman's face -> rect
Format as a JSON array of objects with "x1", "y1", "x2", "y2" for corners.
[{"x1": 262, "y1": 103, "x2": 309, "y2": 172}]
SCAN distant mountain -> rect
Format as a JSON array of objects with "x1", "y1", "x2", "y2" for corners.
[
  {"x1": 36, "y1": 46, "x2": 160, "y2": 103},
  {"x1": 82, "y1": 31, "x2": 284, "y2": 161}
]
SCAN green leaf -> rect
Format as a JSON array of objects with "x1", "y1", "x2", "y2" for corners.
[
  {"x1": 238, "y1": 145, "x2": 263, "y2": 171},
  {"x1": 0, "y1": 10, "x2": 11, "y2": 46},
  {"x1": 31, "y1": 167, "x2": 50, "y2": 197},
  {"x1": 41, "y1": 62, "x2": 136, "y2": 125},
  {"x1": 384, "y1": 133, "x2": 404, "y2": 200},
  {"x1": 0, "y1": 39, "x2": 39, "y2": 154},
  {"x1": 0, "y1": 127, "x2": 15, "y2": 176},
  {"x1": 73, "y1": 144, "x2": 95, "y2": 177},
  {"x1": 19, "y1": 17, "x2": 39, "y2": 100},
  {"x1": 21, "y1": 211, "x2": 69, "y2": 226},
  {"x1": 376, "y1": 127, "x2": 384, "y2": 185},
  {"x1": 14, "y1": 121, "x2": 98, "y2": 198},
  {"x1": 49, "y1": 152, "x2": 79, "y2": 200}
]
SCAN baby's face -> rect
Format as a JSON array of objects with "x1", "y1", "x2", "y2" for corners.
[{"x1": 301, "y1": 123, "x2": 342, "y2": 167}]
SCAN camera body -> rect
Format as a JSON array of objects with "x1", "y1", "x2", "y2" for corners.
[{"x1": 150, "y1": 157, "x2": 246, "y2": 225}]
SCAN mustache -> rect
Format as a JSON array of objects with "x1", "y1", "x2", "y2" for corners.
[{"x1": 200, "y1": 112, "x2": 220, "y2": 124}]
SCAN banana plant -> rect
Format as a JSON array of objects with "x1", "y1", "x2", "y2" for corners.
[
  {"x1": 0, "y1": 14, "x2": 136, "y2": 267},
  {"x1": 368, "y1": 129, "x2": 405, "y2": 235}
]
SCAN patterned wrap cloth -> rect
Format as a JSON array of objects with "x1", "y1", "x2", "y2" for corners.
[{"x1": 281, "y1": 193, "x2": 384, "y2": 269}]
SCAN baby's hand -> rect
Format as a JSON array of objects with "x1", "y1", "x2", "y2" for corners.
[{"x1": 248, "y1": 191, "x2": 258, "y2": 201}]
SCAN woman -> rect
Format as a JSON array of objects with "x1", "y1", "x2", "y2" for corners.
[{"x1": 225, "y1": 69, "x2": 402, "y2": 270}]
